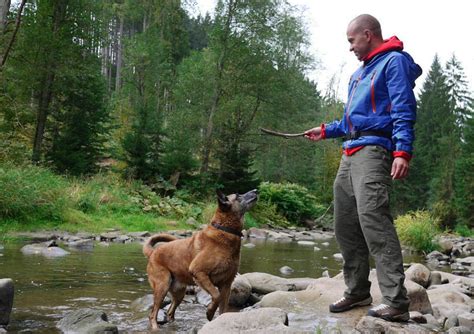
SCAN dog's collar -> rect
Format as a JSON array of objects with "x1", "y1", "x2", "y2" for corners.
[{"x1": 211, "y1": 222, "x2": 243, "y2": 238}]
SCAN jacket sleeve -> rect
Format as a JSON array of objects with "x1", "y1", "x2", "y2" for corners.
[
  {"x1": 324, "y1": 119, "x2": 346, "y2": 138},
  {"x1": 385, "y1": 55, "x2": 417, "y2": 156}
]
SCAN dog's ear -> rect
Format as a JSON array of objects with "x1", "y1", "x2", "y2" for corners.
[{"x1": 216, "y1": 189, "x2": 231, "y2": 211}]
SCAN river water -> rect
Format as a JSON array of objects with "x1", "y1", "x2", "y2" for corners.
[{"x1": 0, "y1": 237, "x2": 425, "y2": 333}]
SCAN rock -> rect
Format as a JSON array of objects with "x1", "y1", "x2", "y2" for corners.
[
  {"x1": 321, "y1": 270, "x2": 330, "y2": 278},
  {"x1": 427, "y1": 285, "x2": 471, "y2": 319},
  {"x1": 356, "y1": 316, "x2": 433, "y2": 333},
  {"x1": 243, "y1": 243, "x2": 256, "y2": 248},
  {"x1": 321, "y1": 242, "x2": 330, "y2": 246},
  {"x1": 448, "y1": 326, "x2": 473, "y2": 334},
  {"x1": 333, "y1": 253, "x2": 343, "y2": 261},
  {"x1": 458, "y1": 312, "x2": 474, "y2": 330},
  {"x1": 438, "y1": 237, "x2": 454, "y2": 254},
  {"x1": 196, "y1": 288, "x2": 211, "y2": 306},
  {"x1": 426, "y1": 250, "x2": 449, "y2": 261},
  {"x1": 130, "y1": 294, "x2": 171, "y2": 313},
  {"x1": 247, "y1": 228, "x2": 268, "y2": 239},
  {"x1": 198, "y1": 307, "x2": 309, "y2": 334},
  {"x1": 445, "y1": 315, "x2": 460, "y2": 329},
  {"x1": 405, "y1": 263, "x2": 431, "y2": 288},
  {"x1": 0, "y1": 279, "x2": 14, "y2": 326},
  {"x1": 267, "y1": 231, "x2": 293, "y2": 242},
  {"x1": 21, "y1": 242, "x2": 70, "y2": 257},
  {"x1": 229, "y1": 274, "x2": 252, "y2": 307},
  {"x1": 279, "y1": 266, "x2": 294, "y2": 275},
  {"x1": 429, "y1": 271, "x2": 442, "y2": 286},
  {"x1": 242, "y1": 272, "x2": 296, "y2": 294},
  {"x1": 409, "y1": 311, "x2": 427, "y2": 323},
  {"x1": 128, "y1": 231, "x2": 150, "y2": 239},
  {"x1": 313, "y1": 246, "x2": 320, "y2": 251},
  {"x1": 286, "y1": 278, "x2": 319, "y2": 291},
  {"x1": 100, "y1": 232, "x2": 120, "y2": 242},
  {"x1": 297, "y1": 241, "x2": 315, "y2": 246},
  {"x1": 405, "y1": 280, "x2": 433, "y2": 314},
  {"x1": 57, "y1": 308, "x2": 118, "y2": 334},
  {"x1": 67, "y1": 239, "x2": 94, "y2": 250},
  {"x1": 457, "y1": 256, "x2": 474, "y2": 267}
]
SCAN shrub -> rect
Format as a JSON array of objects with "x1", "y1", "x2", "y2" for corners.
[
  {"x1": 395, "y1": 211, "x2": 440, "y2": 253},
  {"x1": 248, "y1": 201, "x2": 289, "y2": 228},
  {"x1": 0, "y1": 163, "x2": 70, "y2": 221},
  {"x1": 258, "y1": 182, "x2": 325, "y2": 225},
  {"x1": 454, "y1": 223, "x2": 473, "y2": 237}
]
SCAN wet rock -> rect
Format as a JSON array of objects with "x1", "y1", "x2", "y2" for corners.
[
  {"x1": 196, "y1": 288, "x2": 211, "y2": 306},
  {"x1": 198, "y1": 307, "x2": 309, "y2": 334},
  {"x1": 0, "y1": 279, "x2": 14, "y2": 327},
  {"x1": 313, "y1": 246, "x2": 320, "y2": 251},
  {"x1": 20, "y1": 242, "x2": 70, "y2": 257},
  {"x1": 297, "y1": 240, "x2": 315, "y2": 246},
  {"x1": 266, "y1": 231, "x2": 293, "y2": 242},
  {"x1": 355, "y1": 316, "x2": 433, "y2": 333},
  {"x1": 429, "y1": 271, "x2": 442, "y2": 286},
  {"x1": 247, "y1": 228, "x2": 268, "y2": 239},
  {"x1": 286, "y1": 277, "x2": 319, "y2": 290},
  {"x1": 67, "y1": 239, "x2": 94, "y2": 250},
  {"x1": 128, "y1": 231, "x2": 150, "y2": 239},
  {"x1": 130, "y1": 294, "x2": 171, "y2": 313},
  {"x1": 405, "y1": 263, "x2": 431, "y2": 288},
  {"x1": 426, "y1": 250, "x2": 449, "y2": 261},
  {"x1": 445, "y1": 315, "x2": 460, "y2": 330},
  {"x1": 333, "y1": 253, "x2": 343, "y2": 261},
  {"x1": 243, "y1": 243, "x2": 256, "y2": 248},
  {"x1": 242, "y1": 272, "x2": 296, "y2": 294},
  {"x1": 279, "y1": 266, "x2": 294, "y2": 275},
  {"x1": 100, "y1": 232, "x2": 120, "y2": 242},
  {"x1": 57, "y1": 308, "x2": 118, "y2": 334},
  {"x1": 409, "y1": 311, "x2": 427, "y2": 323},
  {"x1": 229, "y1": 274, "x2": 252, "y2": 307},
  {"x1": 438, "y1": 237, "x2": 455, "y2": 254}
]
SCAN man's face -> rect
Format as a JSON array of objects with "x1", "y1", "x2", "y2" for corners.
[{"x1": 346, "y1": 24, "x2": 371, "y2": 61}]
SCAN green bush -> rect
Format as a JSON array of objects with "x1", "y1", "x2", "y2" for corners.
[
  {"x1": 454, "y1": 223, "x2": 473, "y2": 237},
  {"x1": 395, "y1": 211, "x2": 440, "y2": 253},
  {"x1": 248, "y1": 201, "x2": 289, "y2": 228},
  {"x1": 0, "y1": 163, "x2": 70, "y2": 221},
  {"x1": 258, "y1": 182, "x2": 325, "y2": 225}
]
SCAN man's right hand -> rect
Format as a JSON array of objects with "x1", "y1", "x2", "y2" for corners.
[{"x1": 304, "y1": 127, "x2": 323, "y2": 141}]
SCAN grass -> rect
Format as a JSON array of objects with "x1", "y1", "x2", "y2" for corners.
[{"x1": 395, "y1": 211, "x2": 441, "y2": 253}]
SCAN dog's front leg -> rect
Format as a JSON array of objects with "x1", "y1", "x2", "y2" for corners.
[{"x1": 192, "y1": 271, "x2": 220, "y2": 321}]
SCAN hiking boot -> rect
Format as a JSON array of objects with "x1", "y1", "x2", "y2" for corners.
[
  {"x1": 329, "y1": 296, "x2": 372, "y2": 313},
  {"x1": 367, "y1": 304, "x2": 410, "y2": 322}
]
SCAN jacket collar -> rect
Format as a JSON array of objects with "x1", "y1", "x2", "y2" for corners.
[{"x1": 363, "y1": 36, "x2": 404, "y2": 63}]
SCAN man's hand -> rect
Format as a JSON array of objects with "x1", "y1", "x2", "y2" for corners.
[
  {"x1": 391, "y1": 157, "x2": 409, "y2": 179},
  {"x1": 304, "y1": 127, "x2": 323, "y2": 141}
]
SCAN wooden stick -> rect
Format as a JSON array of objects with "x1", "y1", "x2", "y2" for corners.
[{"x1": 260, "y1": 127, "x2": 306, "y2": 139}]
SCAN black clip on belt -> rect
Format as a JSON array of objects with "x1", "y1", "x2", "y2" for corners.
[{"x1": 343, "y1": 130, "x2": 391, "y2": 141}]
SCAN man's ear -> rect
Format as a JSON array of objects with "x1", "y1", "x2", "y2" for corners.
[{"x1": 216, "y1": 189, "x2": 231, "y2": 211}]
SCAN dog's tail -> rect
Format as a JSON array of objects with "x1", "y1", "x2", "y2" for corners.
[{"x1": 142, "y1": 234, "x2": 178, "y2": 258}]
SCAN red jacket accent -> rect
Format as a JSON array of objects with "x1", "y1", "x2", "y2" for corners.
[
  {"x1": 363, "y1": 36, "x2": 404, "y2": 63},
  {"x1": 393, "y1": 151, "x2": 412, "y2": 161},
  {"x1": 320, "y1": 123, "x2": 326, "y2": 139}
]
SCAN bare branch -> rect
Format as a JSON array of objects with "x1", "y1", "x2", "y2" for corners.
[{"x1": 260, "y1": 127, "x2": 306, "y2": 139}]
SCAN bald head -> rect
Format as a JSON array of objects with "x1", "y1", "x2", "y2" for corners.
[{"x1": 348, "y1": 14, "x2": 383, "y2": 40}]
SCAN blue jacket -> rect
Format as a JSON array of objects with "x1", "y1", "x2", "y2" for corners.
[{"x1": 324, "y1": 37, "x2": 422, "y2": 157}]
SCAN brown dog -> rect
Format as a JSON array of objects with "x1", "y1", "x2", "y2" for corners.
[{"x1": 142, "y1": 189, "x2": 258, "y2": 330}]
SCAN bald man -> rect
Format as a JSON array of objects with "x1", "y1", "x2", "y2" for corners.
[{"x1": 304, "y1": 14, "x2": 422, "y2": 322}]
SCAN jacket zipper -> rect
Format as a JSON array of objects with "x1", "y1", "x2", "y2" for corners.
[
  {"x1": 370, "y1": 71, "x2": 377, "y2": 113},
  {"x1": 345, "y1": 75, "x2": 362, "y2": 131}
]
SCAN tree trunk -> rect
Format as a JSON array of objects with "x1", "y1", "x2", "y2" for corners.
[
  {"x1": 114, "y1": 15, "x2": 123, "y2": 91},
  {"x1": 31, "y1": 0, "x2": 67, "y2": 163},
  {"x1": 0, "y1": 0, "x2": 10, "y2": 33},
  {"x1": 0, "y1": 0, "x2": 25, "y2": 69},
  {"x1": 200, "y1": 0, "x2": 235, "y2": 174}
]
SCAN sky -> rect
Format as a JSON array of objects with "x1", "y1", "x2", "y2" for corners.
[{"x1": 192, "y1": 0, "x2": 474, "y2": 99}]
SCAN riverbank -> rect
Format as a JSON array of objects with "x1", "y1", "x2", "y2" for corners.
[{"x1": 1, "y1": 228, "x2": 472, "y2": 333}]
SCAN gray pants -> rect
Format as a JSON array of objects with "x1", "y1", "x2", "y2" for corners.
[{"x1": 333, "y1": 145, "x2": 409, "y2": 311}]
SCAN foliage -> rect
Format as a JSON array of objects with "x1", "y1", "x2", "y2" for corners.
[
  {"x1": 258, "y1": 182, "x2": 325, "y2": 224},
  {"x1": 248, "y1": 201, "x2": 289, "y2": 228},
  {"x1": 395, "y1": 211, "x2": 441, "y2": 253},
  {"x1": 0, "y1": 163, "x2": 70, "y2": 221},
  {"x1": 453, "y1": 223, "x2": 473, "y2": 237}
]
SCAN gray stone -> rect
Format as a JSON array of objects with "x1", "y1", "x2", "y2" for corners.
[
  {"x1": 297, "y1": 240, "x2": 315, "y2": 246},
  {"x1": 198, "y1": 307, "x2": 309, "y2": 334},
  {"x1": 429, "y1": 271, "x2": 442, "y2": 286},
  {"x1": 333, "y1": 253, "x2": 343, "y2": 261},
  {"x1": 279, "y1": 266, "x2": 294, "y2": 275},
  {"x1": 405, "y1": 263, "x2": 431, "y2": 288},
  {"x1": 247, "y1": 228, "x2": 268, "y2": 239},
  {"x1": 458, "y1": 312, "x2": 474, "y2": 330},
  {"x1": 409, "y1": 311, "x2": 427, "y2": 323},
  {"x1": 243, "y1": 243, "x2": 256, "y2": 248},
  {"x1": 229, "y1": 274, "x2": 252, "y2": 307},
  {"x1": 405, "y1": 280, "x2": 433, "y2": 314},
  {"x1": 445, "y1": 315, "x2": 460, "y2": 329},
  {"x1": 0, "y1": 279, "x2": 14, "y2": 326},
  {"x1": 448, "y1": 326, "x2": 473, "y2": 334},
  {"x1": 57, "y1": 308, "x2": 118, "y2": 334},
  {"x1": 356, "y1": 316, "x2": 433, "y2": 333},
  {"x1": 68, "y1": 239, "x2": 94, "y2": 250},
  {"x1": 242, "y1": 272, "x2": 296, "y2": 294}
]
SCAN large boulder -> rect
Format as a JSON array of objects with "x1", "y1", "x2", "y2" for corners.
[
  {"x1": 198, "y1": 307, "x2": 311, "y2": 334},
  {"x1": 427, "y1": 285, "x2": 472, "y2": 319},
  {"x1": 241, "y1": 272, "x2": 296, "y2": 294},
  {"x1": 405, "y1": 280, "x2": 433, "y2": 314},
  {"x1": 20, "y1": 242, "x2": 69, "y2": 257},
  {"x1": 356, "y1": 316, "x2": 434, "y2": 333},
  {"x1": 57, "y1": 308, "x2": 118, "y2": 334},
  {"x1": 229, "y1": 274, "x2": 252, "y2": 307},
  {"x1": 0, "y1": 279, "x2": 14, "y2": 327},
  {"x1": 405, "y1": 263, "x2": 431, "y2": 288}
]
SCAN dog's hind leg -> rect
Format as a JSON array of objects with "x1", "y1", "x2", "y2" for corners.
[
  {"x1": 167, "y1": 281, "x2": 187, "y2": 321},
  {"x1": 218, "y1": 282, "x2": 232, "y2": 315},
  {"x1": 191, "y1": 271, "x2": 220, "y2": 321},
  {"x1": 148, "y1": 266, "x2": 171, "y2": 330}
]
